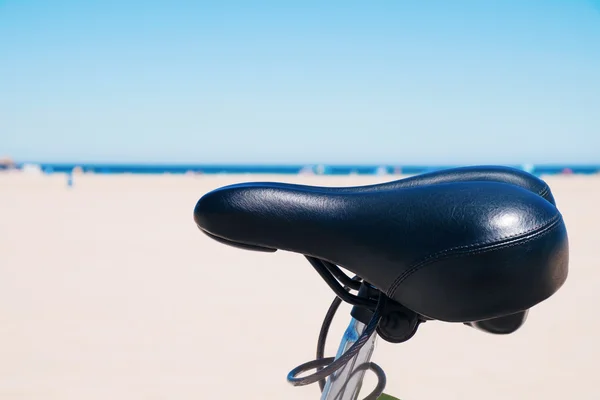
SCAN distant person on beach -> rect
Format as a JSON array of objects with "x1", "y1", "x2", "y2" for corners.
[
  {"x1": 67, "y1": 166, "x2": 83, "y2": 188},
  {"x1": 0, "y1": 156, "x2": 16, "y2": 170}
]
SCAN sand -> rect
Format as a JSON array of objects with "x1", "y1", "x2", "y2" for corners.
[{"x1": 1, "y1": 172, "x2": 598, "y2": 400}]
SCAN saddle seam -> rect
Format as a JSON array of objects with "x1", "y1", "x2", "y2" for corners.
[
  {"x1": 386, "y1": 214, "x2": 562, "y2": 297},
  {"x1": 537, "y1": 185, "x2": 550, "y2": 198},
  {"x1": 413, "y1": 213, "x2": 560, "y2": 260}
]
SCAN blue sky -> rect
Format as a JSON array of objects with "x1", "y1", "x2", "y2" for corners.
[{"x1": 1, "y1": 0, "x2": 599, "y2": 164}]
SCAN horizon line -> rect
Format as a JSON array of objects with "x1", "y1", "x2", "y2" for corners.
[{"x1": 11, "y1": 161, "x2": 600, "y2": 167}]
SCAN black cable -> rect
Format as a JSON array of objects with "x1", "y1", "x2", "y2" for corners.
[
  {"x1": 320, "y1": 260, "x2": 362, "y2": 291},
  {"x1": 287, "y1": 292, "x2": 387, "y2": 387},
  {"x1": 316, "y1": 296, "x2": 343, "y2": 392},
  {"x1": 342, "y1": 362, "x2": 387, "y2": 400},
  {"x1": 288, "y1": 257, "x2": 388, "y2": 399},
  {"x1": 316, "y1": 274, "x2": 362, "y2": 391},
  {"x1": 305, "y1": 256, "x2": 377, "y2": 309},
  {"x1": 365, "y1": 362, "x2": 387, "y2": 400}
]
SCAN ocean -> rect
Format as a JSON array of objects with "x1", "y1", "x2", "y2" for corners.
[{"x1": 13, "y1": 163, "x2": 600, "y2": 176}]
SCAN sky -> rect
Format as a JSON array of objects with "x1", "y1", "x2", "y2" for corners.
[{"x1": 1, "y1": 0, "x2": 599, "y2": 165}]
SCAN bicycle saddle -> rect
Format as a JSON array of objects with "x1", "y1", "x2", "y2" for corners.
[{"x1": 194, "y1": 166, "x2": 568, "y2": 324}]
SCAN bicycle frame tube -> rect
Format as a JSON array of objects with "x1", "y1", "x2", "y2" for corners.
[{"x1": 321, "y1": 318, "x2": 378, "y2": 400}]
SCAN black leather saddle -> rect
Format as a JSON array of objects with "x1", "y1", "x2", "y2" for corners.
[{"x1": 194, "y1": 166, "x2": 568, "y2": 326}]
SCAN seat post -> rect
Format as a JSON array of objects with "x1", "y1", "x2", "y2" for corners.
[
  {"x1": 320, "y1": 282, "x2": 381, "y2": 400},
  {"x1": 320, "y1": 317, "x2": 378, "y2": 400}
]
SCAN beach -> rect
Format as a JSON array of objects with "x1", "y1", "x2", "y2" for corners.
[{"x1": 1, "y1": 172, "x2": 598, "y2": 400}]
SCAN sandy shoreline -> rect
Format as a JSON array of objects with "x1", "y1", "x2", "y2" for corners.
[{"x1": 1, "y1": 173, "x2": 597, "y2": 399}]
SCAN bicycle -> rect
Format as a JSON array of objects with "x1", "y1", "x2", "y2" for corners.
[{"x1": 193, "y1": 165, "x2": 569, "y2": 399}]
